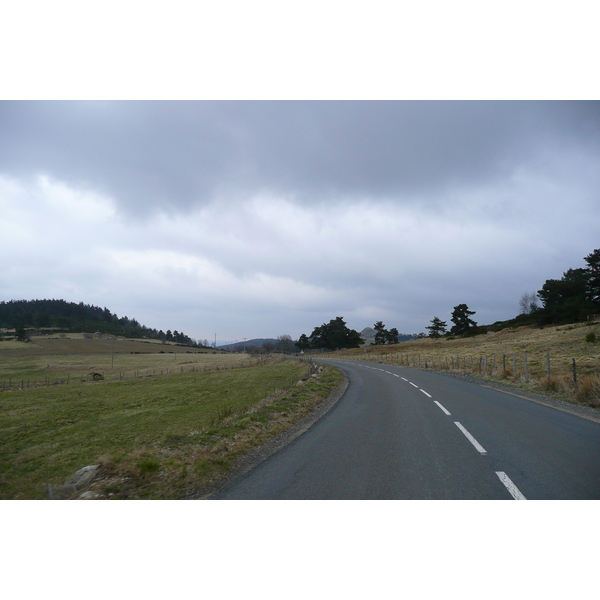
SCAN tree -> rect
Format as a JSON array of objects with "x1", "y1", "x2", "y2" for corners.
[
  {"x1": 386, "y1": 327, "x2": 400, "y2": 344},
  {"x1": 519, "y1": 292, "x2": 539, "y2": 315},
  {"x1": 295, "y1": 333, "x2": 310, "y2": 350},
  {"x1": 450, "y1": 304, "x2": 477, "y2": 336},
  {"x1": 15, "y1": 326, "x2": 29, "y2": 342},
  {"x1": 306, "y1": 317, "x2": 364, "y2": 350},
  {"x1": 373, "y1": 321, "x2": 388, "y2": 345},
  {"x1": 275, "y1": 334, "x2": 295, "y2": 353},
  {"x1": 537, "y1": 268, "x2": 589, "y2": 323},
  {"x1": 584, "y1": 248, "x2": 600, "y2": 304},
  {"x1": 372, "y1": 321, "x2": 400, "y2": 345},
  {"x1": 426, "y1": 316, "x2": 447, "y2": 338}
]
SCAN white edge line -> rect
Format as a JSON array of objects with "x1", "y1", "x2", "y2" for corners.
[
  {"x1": 454, "y1": 421, "x2": 487, "y2": 455},
  {"x1": 434, "y1": 400, "x2": 451, "y2": 416},
  {"x1": 495, "y1": 471, "x2": 527, "y2": 500},
  {"x1": 419, "y1": 389, "x2": 432, "y2": 398}
]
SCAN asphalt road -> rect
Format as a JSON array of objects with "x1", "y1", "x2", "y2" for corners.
[{"x1": 217, "y1": 358, "x2": 600, "y2": 499}]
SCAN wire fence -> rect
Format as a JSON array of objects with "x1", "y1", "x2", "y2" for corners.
[
  {"x1": 1, "y1": 356, "x2": 274, "y2": 393},
  {"x1": 316, "y1": 350, "x2": 600, "y2": 407}
]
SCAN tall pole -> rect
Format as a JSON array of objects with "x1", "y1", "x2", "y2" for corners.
[{"x1": 214, "y1": 333, "x2": 217, "y2": 349}]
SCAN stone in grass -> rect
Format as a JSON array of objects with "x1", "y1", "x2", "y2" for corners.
[
  {"x1": 66, "y1": 465, "x2": 101, "y2": 489},
  {"x1": 55, "y1": 465, "x2": 101, "y2": 497},
  {"x1": 79, "y1": 490, "x2": 101, "y2": 500}
]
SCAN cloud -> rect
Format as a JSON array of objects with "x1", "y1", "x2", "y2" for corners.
[
  {"x1": 2, "y1": 101, "x2": 599, "y2": 217},
  {"x1": 1, "y1": 102, "x2": 599, "y2": 342}
]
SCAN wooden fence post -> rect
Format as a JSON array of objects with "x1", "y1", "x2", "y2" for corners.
[
  {"x1": 572, "y1": 358, "x2": 578, "y2": 391},
  {"x1": 524, "y1": 354, "x2": 529, "y2": 382},
  {"x1": 546, "y1": 353, "x2": 551, "y2": 380}
]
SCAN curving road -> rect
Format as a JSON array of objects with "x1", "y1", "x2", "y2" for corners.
[{"x1": 217, "y1": 358, "x2": 600, "y2": 499}]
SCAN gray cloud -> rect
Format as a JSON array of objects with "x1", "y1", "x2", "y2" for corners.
[
  {"x1": 2, "y1": 101, "x2": 599, "y2": 215},
  {"x1": 1, "y1": 101, "x2": 599, "y2": 341}
]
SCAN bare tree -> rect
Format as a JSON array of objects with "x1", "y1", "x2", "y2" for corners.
[{"x1": 519, "y1": 292, "x2": 539, "y2": 315}]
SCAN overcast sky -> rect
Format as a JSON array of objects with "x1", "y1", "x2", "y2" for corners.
[{"x1": 1, "y1": 100, "x2": 599, "y2": 343}]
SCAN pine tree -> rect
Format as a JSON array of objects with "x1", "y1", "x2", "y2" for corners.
[{"x1": 426, "y1": 317, "x2": 447, "y2": 338}]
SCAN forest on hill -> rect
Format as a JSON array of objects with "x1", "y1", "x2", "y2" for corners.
[{"x1": 0, "y1": 299, "x2": 198, "y2": 345}]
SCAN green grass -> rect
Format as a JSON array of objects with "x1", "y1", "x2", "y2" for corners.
[{"x1": 0, "y1": 358, "x2": 344, "y2": 499}]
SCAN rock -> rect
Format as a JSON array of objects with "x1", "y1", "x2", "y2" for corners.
[
  {"x1": 64, "y1": 465, "x2": 100, "y2": 490},
  {"x1": 79, "y1": 491, "x2": 100, "y2": 500}
]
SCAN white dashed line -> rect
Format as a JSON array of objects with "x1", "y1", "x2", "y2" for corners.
[
  {"x1": 409, "y1": 382, "x2": 419, "y2": 388},
  {"x1": 393, "y1": 374, "x2": 400, "y2": 378},
  {"x1": 495, "y1": 471, "x2": 527, "y2": 500},
  {"x1": 401, "y1": 377, "x2": 408, "y2": 381},
  {"x1": 434, "y1": 401, "x2": 451, "y2": 416},
  {"x1": 454, "y1": 422, "x2": 487, "y2": 455},
  {"x1": 419, "y1": 389, "x2": 432, "y2": 398}
]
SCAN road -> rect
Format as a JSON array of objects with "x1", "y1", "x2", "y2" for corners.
[{"x1": 217, "y1": 358, "x2": 600, "y2": 499}]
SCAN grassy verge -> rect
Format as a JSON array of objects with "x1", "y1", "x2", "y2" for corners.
[{"x1": 0, "y1": 358, "x2": 344, "y2": 499}]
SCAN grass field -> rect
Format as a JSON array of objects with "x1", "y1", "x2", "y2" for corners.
[
  {"x1": 0, "y1": 336, "x2": 246, "y2": 390},
  {"x1": 330, "y1": 322, "x2": 600, "y2": 407},
  {"x1": 0, "y1": 340, "x2": 343, "y2": 499}
]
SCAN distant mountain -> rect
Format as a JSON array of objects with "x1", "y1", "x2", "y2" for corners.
[{"x1": 218, "y1": 338, "x2": 278, "y2": 351}]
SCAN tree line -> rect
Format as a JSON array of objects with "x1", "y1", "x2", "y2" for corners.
[
  {"x1": 0, "y1": 299, "x2": 203, "y2": 346},
  {"x1": 424, "y1": 248, "x2": 600, "y2": 339}
]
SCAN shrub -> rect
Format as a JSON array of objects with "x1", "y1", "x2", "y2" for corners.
[
  {"x1": 576, "y1": 376, "x2": 600, "y2": 407},
  {"x1": 542, "y1": 377, "x2": 560, "y2": 393},
  {"x1": 585, "y1": 331, "x2": 597, "y2": 343},
  {"x1": 137, "y1": 457, "x2": 160, "y2": 473}
]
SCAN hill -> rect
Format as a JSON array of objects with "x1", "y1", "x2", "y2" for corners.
[
  {"x1": 0, "y1": 299, "x2": 199, "y2": 346},
  {"x1": 218, "y1": 338, "x2": 277, "y2": 351}
]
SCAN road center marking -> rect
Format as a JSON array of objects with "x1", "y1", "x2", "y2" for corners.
[
  {"x1": 409, "y1": 382, "x2": 419, "y2": 388},
  {"x1": 434, "y1": 401, "x2": 451, "y2": 416},
  {"x1": 393, "y1": 374, "x2": 400, "y2": 377},
  {"x1": 401, "y1": 377, "x2": 408, "y2": 381},
  {"x1": 454, "y1": 422, "x2": 487, "y2": 455},
  {"x1": 419, "y1": 389, "x2": 432, "y2": 398},
  {"x1": 495, "y1": 471, "x2": 527, "y2": 500}
]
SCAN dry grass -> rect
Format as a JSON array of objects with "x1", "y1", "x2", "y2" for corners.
[
  {"x1": 329, "y1": 322, "x2": 600, "y2": 408},
  {"x1": 0, "y1": 337, "x2": 256, "y2": 391}
]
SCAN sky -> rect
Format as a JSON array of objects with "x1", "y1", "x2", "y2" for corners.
[{"x1": 1, "y1": 100, "x2": 599, "y2": 343}]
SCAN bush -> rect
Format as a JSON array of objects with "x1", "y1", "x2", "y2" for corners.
[
  {"x1": 137, "y1": 457, "x2": 160, "y2": 473},
  {"x1": 576, "y1": 376, "x2": 600, "y2": 407},
  {"x1": 585, "y1": 331, "x2": 597, "y2": 343}
]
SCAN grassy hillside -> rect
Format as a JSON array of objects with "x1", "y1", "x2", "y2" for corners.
[{"x1": 330, "y1": 322, "x2": 600, "y2": 407}]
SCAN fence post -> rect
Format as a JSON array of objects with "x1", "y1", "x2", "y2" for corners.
[
  {"x1": 572, "y1": 358, "x2": 578, "y2": 391},
  {"x1": 503, "y1": 354, "x2": 506, "y2": 374},
  {"x1": 524, "y1": 354, "x2": 529, "y2": 382},
  {"x1": 513, "y1": 353, "x2": 517, "y2": 377},
  {"x1": 546, "y1": 353, "x2": 551, "y2": 380}
]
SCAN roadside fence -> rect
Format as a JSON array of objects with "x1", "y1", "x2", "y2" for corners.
[{"x1": 320, "y1": 350, "x2": 600, "y2": 407}]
